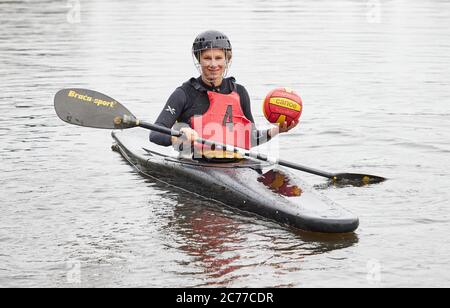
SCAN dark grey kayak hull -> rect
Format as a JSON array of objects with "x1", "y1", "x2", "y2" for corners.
[{"x1": 112, "y1": 129, "x2": 359, "y2": 233}]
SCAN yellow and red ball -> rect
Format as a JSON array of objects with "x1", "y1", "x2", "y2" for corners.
[{"x1": 263, "y1": 87, "x2": 302, "y2": 126}]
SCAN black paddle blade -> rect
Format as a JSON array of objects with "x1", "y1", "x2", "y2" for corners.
[
  {"x1": 330, "y1": 173, "x2": 386, "y2": 186},
  {"x1": 54, "y1": 88, "x2": 137, "y2": 129}
]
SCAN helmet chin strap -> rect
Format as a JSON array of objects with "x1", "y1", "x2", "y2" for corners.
[
  {"x1": 206, "y1": 78, "x2": 219, "y2": 92},
  {"x1": 206, "y1": 64, "x2": 227, "y2": 90},
  {"x1": 202, "y1": 71, "x2": 222, "y2": 91}
]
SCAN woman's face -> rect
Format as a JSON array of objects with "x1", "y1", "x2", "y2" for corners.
[{"x1": 199, "y1": 48, "x2": 228, "y2": 83}]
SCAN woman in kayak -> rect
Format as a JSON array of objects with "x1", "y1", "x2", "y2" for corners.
[{"x1": 150, "y1": 30, "x2": 297, "y2": 159}]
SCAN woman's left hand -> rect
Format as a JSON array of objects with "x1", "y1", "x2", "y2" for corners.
[
  {"x1": 269, "y1": 120, "x2": 298, "y2": 138},
  {"x1": 278, "y1": 120, "x2": 298, "y2": 133}
]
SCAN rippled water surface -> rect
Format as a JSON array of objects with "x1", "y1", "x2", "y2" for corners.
[{"x1": 1, "y1": 0, "x2": 450, "y2": 287}]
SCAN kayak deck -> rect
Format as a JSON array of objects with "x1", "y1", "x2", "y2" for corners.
[{"x1": 111, "y1": 128, "x2": 359, "y2": 233}]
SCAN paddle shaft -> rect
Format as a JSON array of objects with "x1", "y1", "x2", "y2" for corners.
[
  {"x1": 136, "y1": 120, "x2": 336, "y2": 180},
  {"x1": 138, "y1": 120, "x2": 182, "y2": 137},
  {"x1": 53, "y1": 88, "x2": 384, "y2": 184}
]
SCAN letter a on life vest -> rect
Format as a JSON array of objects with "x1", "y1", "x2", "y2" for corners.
[{"x1": 223, "y1": 105, "x2": 233, "y2": 131}]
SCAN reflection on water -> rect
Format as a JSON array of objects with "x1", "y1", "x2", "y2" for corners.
[{"x1": 169, "y1": 204, "x2": 244, "y2": 282}]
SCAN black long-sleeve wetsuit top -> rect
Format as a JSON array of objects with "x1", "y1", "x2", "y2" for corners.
[{"x1": 149, "y1": 76, "x2": 271, "y2": 147}]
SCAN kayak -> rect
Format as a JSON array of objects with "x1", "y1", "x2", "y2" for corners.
[{"x1": 111, "y1": 128, "x2": 359, "y2": 233}]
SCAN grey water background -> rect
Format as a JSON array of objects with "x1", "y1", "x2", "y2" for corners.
[{"x1": 1, "y1": 0, "x2": 449, "y2": 287}]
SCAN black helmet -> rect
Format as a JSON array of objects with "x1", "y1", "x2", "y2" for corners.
[{"x1": 192, "y1": 30, "x2": 232, "y2": 59}]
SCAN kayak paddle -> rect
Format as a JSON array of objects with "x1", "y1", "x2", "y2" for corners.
[{"x1": 54, "y1": 88, "x2": 386, "y2": 185}]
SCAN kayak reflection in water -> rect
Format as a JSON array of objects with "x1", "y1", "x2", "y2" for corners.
[
  {"x1": 172, "y1": 204, "x2": 242, "y2": 280},
  {"x1": 149, "y1": 30, "x2": 297, "y2": 160},
  {"x1": 258, "y1": 169, "x2": 303, "y2": 197}
]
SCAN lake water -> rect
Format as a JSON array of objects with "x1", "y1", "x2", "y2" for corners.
[{"x1": 1, "y1": 0, "x2": 449, "y2": 287}]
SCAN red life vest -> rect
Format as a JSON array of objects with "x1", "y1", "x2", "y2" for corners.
[{"x1": 190, "y1": 90, "x2": 253, "y2": 150}]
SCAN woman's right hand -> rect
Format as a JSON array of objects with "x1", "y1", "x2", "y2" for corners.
[{"x1": 171, "y1": 127, "x2": 199, "y2": 145}]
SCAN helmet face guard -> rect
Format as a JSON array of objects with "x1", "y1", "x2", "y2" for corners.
[{"x1": 192, "y1": 31, "x2": 232, "y2": 79}]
